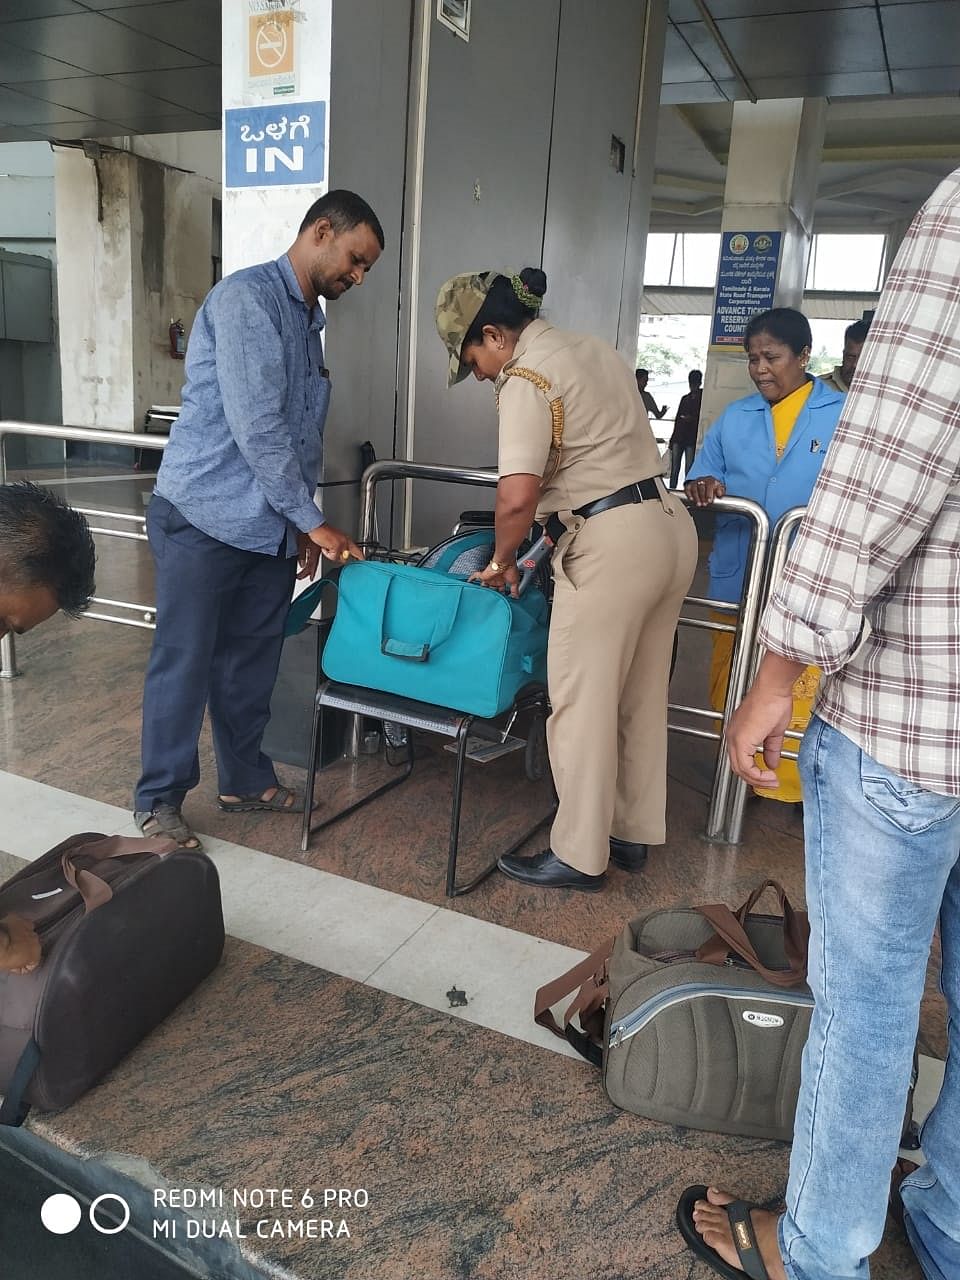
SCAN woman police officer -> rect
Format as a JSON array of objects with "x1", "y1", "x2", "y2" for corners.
[{"x1": 435, "y1": 268, "x2": 697, "y2": 891}]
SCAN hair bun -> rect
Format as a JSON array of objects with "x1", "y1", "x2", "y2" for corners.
[{"x1": 519, "y1": 267, "x2": 547, "y2": 299}]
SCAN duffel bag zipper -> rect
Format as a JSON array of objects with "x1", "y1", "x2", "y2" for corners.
[{"x1": 609, "y1": 982, "x2": 814, "y2": 1049}]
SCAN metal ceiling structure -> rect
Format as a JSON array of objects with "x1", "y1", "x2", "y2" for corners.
[{"x1": 0, "y1": 1, "x2": 956, "y2": 235}]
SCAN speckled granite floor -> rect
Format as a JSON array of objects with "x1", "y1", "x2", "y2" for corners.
[{"x1": 2, "y1": 923, "x2": 925, "y2": 1280}]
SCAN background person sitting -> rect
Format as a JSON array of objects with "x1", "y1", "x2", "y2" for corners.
[{"x1": 684, "y1": 307, "x2": 845, "y2": 805}]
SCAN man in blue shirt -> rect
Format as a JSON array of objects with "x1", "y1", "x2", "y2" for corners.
[{"x1": 134, "y1": 189, "x2": 384, "y2": 849}]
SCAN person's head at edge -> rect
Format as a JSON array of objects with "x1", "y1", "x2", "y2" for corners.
[
  {"x1": 635, "y1": 368, "x2": 649, "y2": 391},
  {"x1": 688, "y1": 369, "x2": 703, "y2": 390},
  {"x1": 0, "y1": 481, "x2": 95, "y2": 644},
  {"x1": 743, "y1": 307, "x2": 812, "y2": 406},
  {"x1": 840, "y1": 318, "x2": 871, "y2": 386},
  {"x1": 435, "y1": 268, "x2": 547, "y2": 387},
  {"x1": 288, "y1": 189, "x2": 385, "y2": 306}
]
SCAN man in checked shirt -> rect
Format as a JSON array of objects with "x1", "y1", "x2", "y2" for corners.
[{"x1": 677, "y1": 169, "x2": 960, "y2": 1280}]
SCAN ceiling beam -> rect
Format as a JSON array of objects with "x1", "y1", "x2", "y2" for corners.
[{"x1": 654, "y1": 171, "x2": 725, "y2": 195}]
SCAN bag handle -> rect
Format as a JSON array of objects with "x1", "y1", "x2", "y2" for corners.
[
  {"x1": 695, "y1": 879, "x2": 809, "y2": 989},
  {"x1": 61, "y1": 834, "x2": 177, "y2": 913},
  {"x1": 533, "y1": 938, "x2": 613, "y2": 1066},
  {"x1": 376, "y1": 571, "x2": 463, "y2": 662}
]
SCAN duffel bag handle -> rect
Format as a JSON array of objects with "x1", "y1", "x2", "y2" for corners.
[
  {"x1": 61, "y1": 834, "x2": 177, "y2": 913},
  {"x1": 695, "y1": 879, "x2": 809, "y2": 989},
  {"x1": 377, "y1": 571, "x2": 462, "y2": 662},
  {"x1": 533, "y1": 938, "x2": 614, "y2": 1067}
]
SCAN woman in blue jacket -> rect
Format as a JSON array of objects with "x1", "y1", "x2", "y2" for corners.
[{"x1": 685, "y1": 307, "x2": 845, "y2": 802}]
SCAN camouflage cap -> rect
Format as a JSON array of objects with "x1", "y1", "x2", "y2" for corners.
[{"x1": 435, "y1": 270, "x2": 501, "y2": 387}]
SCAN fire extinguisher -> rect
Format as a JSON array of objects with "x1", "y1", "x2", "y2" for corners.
[{"x1": 168, "y1": 318, "x2": 186, "y2": 360}]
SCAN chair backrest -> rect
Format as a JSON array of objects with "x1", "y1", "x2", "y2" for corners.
[{"x1": 416, "y1": 530, "x2": 495, "y2": 577}]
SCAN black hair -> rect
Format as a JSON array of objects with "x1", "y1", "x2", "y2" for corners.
[
  {"x1": 844, "y1": 319, "x2": 870, "y2": 345},
  {"x1": 635, "y1": 368, "x2": 649, "y2": 378},
  {"x1": 298, "y1": 189, "x2": 385, "y2": 250},
  {"x1": 0, "y1": 482, "x2": 96, "y2": 616},
  {"x1": 462, "y1": 267, "x2": 547, "y2": 349},
  {"x1": 743, "y1": 307, "x2": 812, "y2": 356},
  {"x1": 688, "y1": 369, "x2": 703, "y2": 386}
]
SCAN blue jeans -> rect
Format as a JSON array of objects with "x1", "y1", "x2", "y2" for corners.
[{"x1": 779, "y1": 717, "x2": 960, "y2": 1280}]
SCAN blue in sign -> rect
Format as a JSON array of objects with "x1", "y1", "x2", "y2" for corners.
[
  {"x1": 224, "y1": 101, "x2": 326, "y2": 189},
  {"x1": 710, "y1": 230, "x2": 783, "y2": 348}
]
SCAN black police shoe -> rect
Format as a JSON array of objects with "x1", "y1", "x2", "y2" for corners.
[
  {"x1": 608, "y1": 837, "x2": 648, "y2": 872},
  {"x1": 497, "y1": 848, "x2": 606, "y2": 893}
]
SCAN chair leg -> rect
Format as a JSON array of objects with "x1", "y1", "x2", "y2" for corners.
[{"x1": 301, "y1": 695, "x2": 323, "y2": 852}]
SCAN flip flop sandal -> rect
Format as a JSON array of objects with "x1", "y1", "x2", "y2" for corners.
[
  {"x1": 676, "y1": 1185, "x2": 772, "y2": 1280},
  {"x1": 135, "y1": 805, "x2": 204, "y2": 851},
  {"x1": 217, "y1": 785, "x2": 302, "y2": 814}
]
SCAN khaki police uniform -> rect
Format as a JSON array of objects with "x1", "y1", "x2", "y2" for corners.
[{"x1": 496, "y1": 319, "x2": 698, "y2": 874}]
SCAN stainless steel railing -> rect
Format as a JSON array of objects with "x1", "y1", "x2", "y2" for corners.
[
  {"x1": 0, "y1": 420, "x2": 169, "y2": 678},
  {"x1": 723, "y1": 505, "x2": 807, "y2": 844}
]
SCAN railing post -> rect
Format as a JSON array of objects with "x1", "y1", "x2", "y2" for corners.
[
  {"x1": 723, "y1": 506, "x2": 806, "y2": 843},
  {"x1": 0, "y1": 430, "x2": 18, "y2": 678},
  {"x1": 703, "y1": 499, "x2": 770, "y2": 842}
]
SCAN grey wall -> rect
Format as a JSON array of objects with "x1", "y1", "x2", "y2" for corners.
[
  {"x1": 542, "y1": 0, "x2": 648, "y2": 348},
  {"x1": 0, "y1": 247, "x2": 61, "y2": 466},
  {"x1": 323, "y1": 0, "x2": 414, "y2": 539},
  {"x1": 408, "y1": 0, "x2": 561, "y2": 542},
  {"x1": 403, "y1": 0, "x2": 660, "y2": 546}
]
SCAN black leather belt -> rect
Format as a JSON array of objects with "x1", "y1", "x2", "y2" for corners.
[
  {"x1": 545, "y1": 477, "x2": 661, "y2": 542},
  {"x1": 575, "y1": 476, "x2": 661, "y2": 519}
]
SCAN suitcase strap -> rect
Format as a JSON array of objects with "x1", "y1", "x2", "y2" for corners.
[
  {"x1": 533, "y1": 938, "x2": 614, "y2": 1066},
  {"x1": 61, "y1": 834, "x2": 177, "y2": 913}
]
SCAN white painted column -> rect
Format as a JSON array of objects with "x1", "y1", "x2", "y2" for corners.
[
  {"x1": 700, "y1": 98, "x2": 825, "y2": 434},
  {"x1": 220, "y1": 0, "x2": 332, "y2": 274}
]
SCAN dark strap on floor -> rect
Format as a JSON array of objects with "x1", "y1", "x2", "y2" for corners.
[
  {"x1": 0, "y1": 1038, "x2": 40, "y2": 1127},
  {"x1": 725, "y1": 1200, "x2": 770, "y2": 1280}
]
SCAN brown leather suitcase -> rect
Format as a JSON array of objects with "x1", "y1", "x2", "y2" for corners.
[{"x1": 0, "y1": 832, "x2": 224, "y2": 1123}]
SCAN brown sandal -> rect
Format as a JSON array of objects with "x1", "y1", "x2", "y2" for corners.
[
  {"x1": 134, "y1": 804, "x2": 203, "y2": 850},
  {"x1": 217, "y1": 785, "x2": 301, "y2": 814}
]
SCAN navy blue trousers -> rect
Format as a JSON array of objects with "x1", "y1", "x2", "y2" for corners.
[{"x1": 135, "y1": 496, "x2": 297, "y2": 813}]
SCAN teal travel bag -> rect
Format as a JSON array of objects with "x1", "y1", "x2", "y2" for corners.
[{"x1": 321, "y1": 558, "x2": 549, "y2": 718}]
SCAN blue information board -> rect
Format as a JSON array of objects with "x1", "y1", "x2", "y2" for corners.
[
  {"x1": 224, "y1": 101, "x2": 326, "y2": 189},
  {"x1": 710, "y1": 231, "x2": 782, "y2": 347}
]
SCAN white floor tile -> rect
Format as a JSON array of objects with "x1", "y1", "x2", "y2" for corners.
[
  {"x1": 0, "y1": 772, "x2": 132, "y2": 859},
  {"x1": 367, "y1": 909, "x2": 587, "y2": 1059},
  {"x1": 196, "y1": 834, "x2": 440, "y2": 983}
]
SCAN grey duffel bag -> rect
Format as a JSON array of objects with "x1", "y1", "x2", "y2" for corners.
[{"x1": 535, "y1": 880, "x2": 814, "y2": 1142}]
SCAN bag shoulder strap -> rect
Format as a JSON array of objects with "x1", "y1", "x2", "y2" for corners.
[
  {"x1": 498, "y1": 366, "x2": 565, "y2": 487},
  {"x1": 533, "y1": 938, "x2": 613, "y2": 1068}
]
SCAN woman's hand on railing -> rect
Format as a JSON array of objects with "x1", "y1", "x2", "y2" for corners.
[{"x1": 684, "y1": 475, "x2": 726, "y2": 507}]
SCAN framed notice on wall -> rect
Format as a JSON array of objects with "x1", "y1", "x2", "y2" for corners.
[
  {"x1": 247, "y1": 3, "x2": 299, "y2": 99},
  {"x1": 710, "y1": 231, "x2": 783, "y2": 349},
  {"x1": 437, "y1": 0, "x2": 470, "y2": 41}
]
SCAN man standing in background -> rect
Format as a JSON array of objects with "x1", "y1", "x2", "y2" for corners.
[{"x1": 668, "y1": 368, "x2": 702, "y2": 488}]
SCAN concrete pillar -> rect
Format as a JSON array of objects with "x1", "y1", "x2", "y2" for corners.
[
  {"x1": 55, "y1": 144, "x2": 218, "y2": 432},
  {"x1": 700, "y1": 98, "x2": 826, "y2": 435}
]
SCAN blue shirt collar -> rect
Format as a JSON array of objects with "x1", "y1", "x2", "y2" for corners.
[{"x1": 276, "y1": 253, "x2": 326, "y2": 330}]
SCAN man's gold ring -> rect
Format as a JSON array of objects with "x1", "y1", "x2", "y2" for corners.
[{"x1": 339, "y1": 549, "x2": 350, "y2": 561}]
